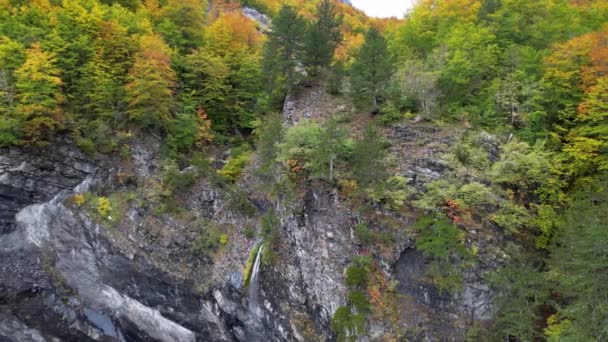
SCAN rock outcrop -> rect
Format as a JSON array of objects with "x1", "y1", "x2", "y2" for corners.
[{"x1": 0, "y1": 85, "x2": 505, "y2": 342}]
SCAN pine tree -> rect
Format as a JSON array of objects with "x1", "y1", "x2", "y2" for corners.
[
  {"x1": 14, "y1": 42, "x2": 64, "y2": 144},
  {"x1": 125, "y1": 34, "x2": 176, "y2": 129},
  {"x1": 303, "y1": 0, "x2": 342, "y2": 77},
  {"x1": 351, "y1": 124, "x2": 387, "y2": 187},
  {"x1": 548, "y1": 176, "x2": 608, "y2": 340},
  {"x1": 350, "y1": 28, "x2": 394, "y2": 113},
  {"x1": 262, "y1": 5, "x2": 306, "y2": 108}
]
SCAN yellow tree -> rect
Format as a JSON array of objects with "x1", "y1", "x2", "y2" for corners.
[
  {"x1": 125, "y1": 34, "x2": 176, "y2": 129},
  {"x1": 15, "y1": 42, "x2": 64, "y2": 144}
]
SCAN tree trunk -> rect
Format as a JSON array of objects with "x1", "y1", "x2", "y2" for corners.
[
  {"x1": 371, "y1": 95, "x2": 378, "y2": 114},
  {"x1": 329, "y1": 156, "x2": 334, "y2": 182}
]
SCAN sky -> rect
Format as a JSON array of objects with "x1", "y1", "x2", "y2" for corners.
[{"x1": 349, "y1": 0, "x2": 415, "y2": 18}]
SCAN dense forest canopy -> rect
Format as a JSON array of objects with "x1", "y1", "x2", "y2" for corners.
[{"x1": 1, "y1": 0, "x2": 607, "y2": 340}]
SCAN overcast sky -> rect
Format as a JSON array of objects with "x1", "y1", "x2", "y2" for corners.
[{"x1": 350, "y1": 0, "x2": 415, "y2": 18}]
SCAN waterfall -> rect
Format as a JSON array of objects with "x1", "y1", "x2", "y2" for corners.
[
  {"x1": 246, "y1": 245, "x2": 264, "y2": 341},
  {"x1": 14, "y1": 175, "x2": 95, "y2": 248}
]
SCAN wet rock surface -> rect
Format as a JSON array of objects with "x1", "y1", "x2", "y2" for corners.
[
  {"x1": 0, "y1": 140, "x2": 95, "y2": 234},
  {"x1": 0, "y1": 89, "x2": 504, "y2": 341}
]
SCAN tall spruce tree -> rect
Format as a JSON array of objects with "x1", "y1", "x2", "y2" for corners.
[
  {"x1": 262, "y1": 5, "x2": 306, "y2": 109},
  {"x1": 350, "y1": 28, "x2": 394, "y2": 113},
  {"x1": 303, "y1": 0, "x2": 342, "y2": 77}
]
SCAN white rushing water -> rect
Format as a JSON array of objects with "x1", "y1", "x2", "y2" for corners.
[
  {"x1": 247, "y1": 245, "x2": 265, "y2": 340},
  {"x1": 13, "y1": 175, "x2": 95, "y2": 248}
]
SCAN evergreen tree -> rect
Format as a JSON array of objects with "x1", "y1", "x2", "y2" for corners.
[
  {"x1": 351, "y1": 124, "x2": 387, "y2": 187},
  {"x1": 14, "y1": 42, "x2": 64, "y2": 144},
  {"x1": 316, "y1": 117, "x2": 348, "y2": 182},
  {"x1": 254, "y1": 112, "x2": 284, "y2": 184},
  {"x1": 327, "y1": 60, "x2": 345, "y2": 95},
  {"x1": 262, "y1": 5, "x2": 306, "y2": 108},
  {"x1": 125, "y1": 34, "x2": 176, "y2": 129},
  {"x1": 350, "y1": 28, "x2": 393, "y2": 113},
  {"x1": 548, "y1": 175, "x2": 608, "y2": 340},
  {"x1": 303, "y1": 0, "x2": 342, "y2": 77}
]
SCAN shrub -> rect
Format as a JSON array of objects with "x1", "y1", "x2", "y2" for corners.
[
  {"x1": 226, "y1": 187, "x2": 256, "y2": 216},
  {"x1": 260, "y1": 209, "x2": 281, "y2": 264},
  {"x1": 455, "y1": 182, "x2": 496, "y2": 213},
  {"x1": 354, "y1": 223, "x2": 373, "y2": 244},
  {"x1": 162, "y1": 160, "x2": 197, "y2": 193},
  {"x1": 331, "y1": 306, "x2": 365, "y2": 342},
  {"x1": 378, "y1": 101, "x2": 402, "y2": 125},
  {"x1": 348, "y1": 290, "x2": 371, "y2": 313},
  {"x1": 366, "y1": 175, "x2": 412, "y2": 209},
  {"x1": 492, "y1": 200, "x2": 531, "y2": 234},
  {"x1": 97, "y1": 197, "x2": 111, "y2": 217},
  {"x1": 192, "y1": 222, "x2": 229, "y2": 253},
  {"x1": 0, "y1": 116, "x2": 21, "y2": 147},
  {"x1": 413, "y1": 180, "x2": 458, "y2": 211},
  {"x1": 219, "y1": 146, "x2": 253, "y2": 182},
  {"x1": 243, "y1": 225, "x2": 255, "y2": 239},
  {"x1": 119, "y1": 144, "x2": 131, "y2": 160},
  {"x1": 345, "y1": 265, "x2": 369, "y2": 288},
  {"x1": 415, "y1": 216, "x2": 469, "y2": 260},
  {"x1": 71, "y1": 194, "x2": 85, "y2": 207},
  {"x1": 426, "y1": 260, "x2": 464, "y2": 293}
]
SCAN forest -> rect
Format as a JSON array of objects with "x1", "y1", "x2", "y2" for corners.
[{"x1": 0, "y1": 0, "x2": 607, "y2": 340}]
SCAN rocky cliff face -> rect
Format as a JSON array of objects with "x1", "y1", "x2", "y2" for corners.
[
  {"x1": 0, "y1": 85, "x2": 504, "y2": 342},
  {"x1": 0, "y1": 140, "x2": 95, "y2": 234}
]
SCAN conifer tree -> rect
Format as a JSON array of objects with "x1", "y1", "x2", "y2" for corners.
[
  {"x1": 350, "y1": 28, "x2": 394, "y2": 113},
  {"x1": 303, "y1": 0, "x2": 342, "y2": 77},
  {"x1": 262, "y1": 5, "x2": 306, "y2": 108}
]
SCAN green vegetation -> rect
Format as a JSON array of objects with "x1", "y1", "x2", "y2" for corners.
[
  {"x1": 243, "y1": 241, "x2": 264, "y2": 287},
  {"x1": 219, "y1": 145, "x2": 253, "y2": 182},
  {"x1": 333, "y1": 256, "x2": 374, "y2": 341},
  {"x1": 3, "y1": 0, "x2": 608, "y2": 340},
  {"x1": 192, "y1": 221, "x2": 231, "y2": 254},
  {"x1": 350, "y1": 28, "x2": 394, "y2": 114},
  {"x1": 414, "y1": 215, "x2": 473, "y2": 293},
  {"x1": 259, "y1": 209, "x2": 281, "y2": 264}
]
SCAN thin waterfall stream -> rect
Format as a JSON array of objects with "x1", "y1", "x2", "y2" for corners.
[{"x1": 246, "y1": 245, "x2": 265, "y2": 340}]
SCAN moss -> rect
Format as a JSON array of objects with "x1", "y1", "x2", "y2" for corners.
[{"x1": 242, "y1": 241, "x2": 264, "y2": 288}]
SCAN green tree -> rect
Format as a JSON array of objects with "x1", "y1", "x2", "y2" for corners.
[
  {"x1": 350, "y1": 28, "x2": 394, "y2": 113},
  {"x1": 156, "y1": 0, "x2": 207, "y2": 52},
  {"x1": 303, "y1": 0, "x2": 342, "y2": 77},
  {"x1": 489, "y1": 250, "x2": 549, "y2": 341},
  {"x1": 14, "y1": 42, "x2": 64, "y2": 144},
  {"x1": 278, "y1": 119, "x2": 350, "y2": 183},
  {"x1": 254, "y1": 113, "x2": 284, "y2": 183},
  {"x1": 261, "y1": 5, "x2": 306, "y2": 108},
  {"x1": 548, "y1": 176, "x2": 608, "y2": 340},
  {"x1": 182, "y1": 49, "x2": 231, "y2": 131},
  {"x1": 125, "y1": 33, "x2": 176, "y2": 129},
  {"x1": 0, "y1": 36, "x2": 25, "y2": 145},
  {"x1": 350, "y1": 124, "x2": 387, "y2": 187}
]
